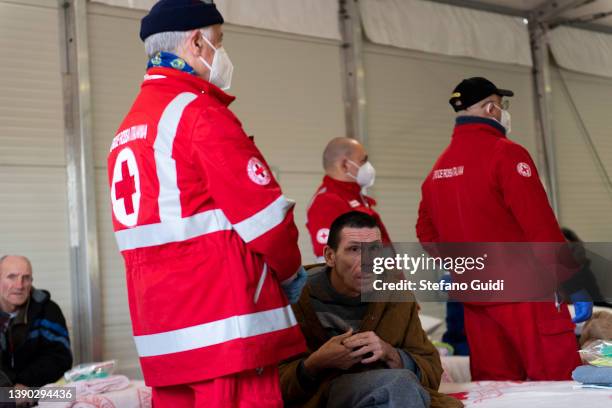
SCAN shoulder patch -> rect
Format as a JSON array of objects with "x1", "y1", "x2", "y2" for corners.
[
  {"x1": 316, "y1": 228, "x2": 330, "y2": 244},
  {"x1": 246, "y1": 157, "x2": 271, "y2": 186},
  {"x1": 516, "y1": 162, "x2": 532, "y2": 178}
]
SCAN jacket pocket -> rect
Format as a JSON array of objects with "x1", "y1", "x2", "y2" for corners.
[{"x1": 535, "y1": 316, "x2": 579, "y2": 379}]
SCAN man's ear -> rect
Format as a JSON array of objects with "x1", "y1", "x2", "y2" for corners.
[
  {"x1": 340, "y1": 157, "x2": 350, "y2": 174},
  {"x1": 185, "y1": 29, "x2": 202, "y2": 56},
  {"x1": 324, "y1": 245, "x2": 335, "y2": 267},
  {"x1": 485, "y1": 101, "x2": 499, "y2": 118}
]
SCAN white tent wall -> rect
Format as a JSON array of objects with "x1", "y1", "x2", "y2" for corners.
[
  {"x1": 551, "y1": 66, "x2": 612, "y2": 240},
  {"x1": 87, "y1": 2, "x2": 345, "y2": 374},
  {"x1": 546, "y1": 25, "x2": 612, "y2": 240},
  {"x1": 550, "y1": 26, "x2": 612, "y2": 79},
  {"x1": 0, "y1": 0, "x2": 73, "y2": 335}
]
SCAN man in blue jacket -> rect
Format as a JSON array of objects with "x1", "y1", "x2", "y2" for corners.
[{"x1": 0, "y1": 255, "x2": 72, "y2": 388}]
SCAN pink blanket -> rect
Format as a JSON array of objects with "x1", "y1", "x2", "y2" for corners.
[{"x1": 38, "y1": 377, "x2": 151, "y2": 408}]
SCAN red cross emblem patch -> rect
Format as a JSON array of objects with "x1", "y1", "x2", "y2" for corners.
[
  {"x1": 111, "y1": 147, "x2": 141, "y2": 226},
  {"x1": 316, "y1": 228, "x2": 330, "y2": 244},
  {"x1": 247, "y1": 157, "x2": 271, "y2": 186},
  {"x1": 516, "y1": 162, "x2": 532, "y2": 178}
]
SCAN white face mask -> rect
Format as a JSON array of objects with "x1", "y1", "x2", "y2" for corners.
[
  {"x1": 500, "y1": 108, "x2": 511, "y2": 134},
  {"x1": 199, "y1": 32, "x2": 234, "y2": 91},
  {"x1": 489, "y1": 103, "x2": 512, "y2": 134},
  {"x1": 347, "y1": 160, "x2": 376, "y2": 188}
]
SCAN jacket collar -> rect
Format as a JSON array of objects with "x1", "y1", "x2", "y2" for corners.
[
  {"x1": 12, "y1": 300, "x2": 28, "y2": 326},
  {"x1": 298, "y1": 265, "x2": 388, "y2": 346},
  {"x1": 454, "y1": 116, "x2": 507, "y2": 138},
  {"x1": 322, "y1": 175, "x2": 361, "y2": 196},
  {"x1": 143, "y1": 67, "x2": 236, "y2": 107},
  {"x1": 10, "y1": 289, "x2": 48, "y2": 327}
]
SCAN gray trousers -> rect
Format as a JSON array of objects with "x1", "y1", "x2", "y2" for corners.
[{"x1": 327, "y1": 369, "x2": 431, "y2": 408}]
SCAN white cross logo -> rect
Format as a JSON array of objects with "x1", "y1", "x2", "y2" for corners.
[
  {"x1": 111, "y1": 147, "x2": 141, "y2": 226},
  {"x1": 316, "y1": 228, "x2": 330, "y2": 244},
  {"x1": 247, "y1": 157, "x2": 271, "y2": 186}
]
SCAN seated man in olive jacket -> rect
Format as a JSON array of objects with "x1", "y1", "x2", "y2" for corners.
[{"x1": 279, "y1": 212, "x2": 462, "y2": 408}]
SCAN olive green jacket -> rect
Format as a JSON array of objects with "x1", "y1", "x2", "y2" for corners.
[{"x1": 279, "y1": 268, "x2": 463, "y2": 408}]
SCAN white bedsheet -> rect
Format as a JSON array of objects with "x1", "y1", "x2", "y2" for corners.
[
  {"x1": 440, "y1": 381, "x2": 612, "y2": 407},
  {"x1": 440, "y1": 356, "x2": 612, "y2": 407},
  {"x1": 441, "y1": 355, "x2": 472, "y2": 383}
]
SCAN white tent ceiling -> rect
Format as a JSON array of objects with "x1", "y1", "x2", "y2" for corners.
[
  {"x1": 434, "y1": 0, "x2": 612, "y2": 30},
  {"x1": 426, "y1": 0, "x2": 612, "y2": 77},
  {"x1": 360, "y1": 0, "x2": 533, "y2": 66},
  {"x1": 91, "y1": 0, "x2": 612, "y2": 34},
  {"x1": 474, "y1": 0, "x2": 548, "y2": 9}
]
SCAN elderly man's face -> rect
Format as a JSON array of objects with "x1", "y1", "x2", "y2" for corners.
[{"x1": 0, "y1": 256, "x2": 33, "y2": 312}]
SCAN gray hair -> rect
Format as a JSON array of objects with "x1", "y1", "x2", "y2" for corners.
[
  {"x1": 144, "y1": 31, "x2": 191, "y2": 58},
  {"x1": 143, "y1": 27, "x2": 215, "y2": 58}
]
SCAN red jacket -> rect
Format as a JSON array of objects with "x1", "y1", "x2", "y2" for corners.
[
  {"x1": 107, "y1": 67, "x2": 305, "y2": 386},
  {"x1": 416, "y1": 117, "x2": 571, "y2": 303},
  {"x1": 306, "y1": 176, "x2": 391, "y2": 258},
  {"x1": 416, "y1": 117, "x2": 564, "y2": 244}
]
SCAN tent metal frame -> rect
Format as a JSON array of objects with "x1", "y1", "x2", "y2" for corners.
[
  {"x1": 58, "y1": 0, "x2": 103, "y2": 364},
  {"x1": 339, "y1": 0, "x2": 369, "y2": 146}
]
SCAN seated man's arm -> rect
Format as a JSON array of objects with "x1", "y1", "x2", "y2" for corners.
[
  {"x1": 16, "y1": 301, "x2": 73, "y2": 387},
  {"x1": 279, "y1": 355, "x2": 315, "y2": 404},
  {"x1": 279, "y1": 329, "x2": 358, "y2": 404}
]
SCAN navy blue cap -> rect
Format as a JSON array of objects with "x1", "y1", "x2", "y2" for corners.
[
  {"x1": 140, "y1": 0, "x2": 224, "y2": 42},
  {"x1": 449, "y1": 77, "x2": 514, "y2": 112}
]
